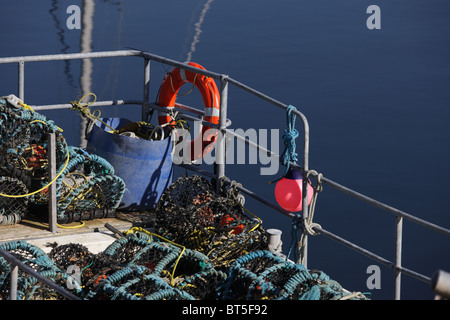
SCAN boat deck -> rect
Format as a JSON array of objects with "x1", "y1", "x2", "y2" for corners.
[{"x1": 0, "y1": 212, "x2": 156, "y2": 253}]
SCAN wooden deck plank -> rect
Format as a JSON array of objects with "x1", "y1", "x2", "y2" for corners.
[{"x1": 0, "y1": 211, "x2": 156, "y2": 253}]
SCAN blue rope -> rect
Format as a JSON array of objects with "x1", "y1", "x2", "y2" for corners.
[
  {"x1": 270, "y1": 105, "x2": 299, "y2": 184},
  {"x1": 287, "y1": 214, "x2": 302, "y2": 262}
]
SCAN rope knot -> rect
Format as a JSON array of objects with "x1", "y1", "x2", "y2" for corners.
[
  {"x1": 280, "y1": 105, "x2": 299, "y2": 167},
  {"x1": 69, "y1": 93, "x2": 119, "y2": 135},
  {"x1": 227, "y1": 180, "x2": 245, "y2": 207},
  {"x1": 282, "y1": 128, "x2": 299, "y2": 165},
  {"x1": 282, "y1": 128, "x2": 299, "y2": 141},
  {"x1": 269, "y1": 105, "x2": 299, "y2": 184},
  {"x1": 302, "y1": 219, "x2": 321, "y2": 236}
]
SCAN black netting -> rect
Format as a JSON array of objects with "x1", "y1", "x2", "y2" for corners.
[
  {"x1": 0, "y1": 177, "x2": 28, "y2": 225},
  {"x1": 154, "y1": 175, "x2": 268, "y2": 270}
]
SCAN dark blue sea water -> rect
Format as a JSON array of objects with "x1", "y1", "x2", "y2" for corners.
[{"x1": 0, "y1": 0, "x2": 449, "y2": 300}]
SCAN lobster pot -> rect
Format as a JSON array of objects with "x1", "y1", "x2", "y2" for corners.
[
  {"x1": 0, "y1": 241, "x2": 62, "y2": 299},
  {"x1": 0, "y1": 97, "x2": 68, "y2": 225},
  {"x1": 92, "y1": 266, "x2": 194, "y2": 300},
  {"x1": 101, "y1": 232, "x2": 152, "y2": 266},
  {"x1": 0, "y1": 177, "x2": 29, "y2": 225},
  {"x1": 86, "y1": 118, "x2": 173, "y2": 211},
  {"x1": 30, "y1": 146, "x2": 126, "y2": 224},
  {"x1": 221, "y1": 250, "x2": 368, "y2": 300},
  {"x1": 154, "y1": 175, "x2": 268, "y2": 270}
]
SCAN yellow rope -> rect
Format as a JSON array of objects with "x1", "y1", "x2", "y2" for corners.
[
  {"x1": 125, "y1": 227, "x2": 186, "y2": 287},
  {"x1": 69, "y1": 93, "x2": 118, "y2": 134},
  {"x1": 0, "y1": 147, "x2": 70, "y2": 198},
  {"x1": 18, "y1": 101, "x2": 35, "y2": 112},
  {"x1": 57, "y1": 221, "x2": 86, "y2": 229},
  {"x1": 169, "y1": 72, "x2": 198, "y2": 96},
  {"x1": 242, "y1": 205, "x2": 262, "y2": 232},
  {"x1": 30, "y1": 119, "x2": 63, "y2": 132}
]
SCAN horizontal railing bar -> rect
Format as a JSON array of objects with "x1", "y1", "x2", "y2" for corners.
[
  {"x1": 223, "y1": 126, "x2": 449, "y2": 237},
  {"x1": 0, "y1": 247, "x2": 80, "y2": 300},
  {"x1": 226, "y1": 77, "x2": 288, "y2": 110},
  {"x1": 177, "y1": 163, "x2": 218, "y2": 180},
  {"x1": 147, "y1": 102, "x2": 220, "y2": 129},
  {"x1": 32, "y1": 99, "x2": 137, "y2": 111},
  {"x1": 222, "y1": 177, "x2": 296, "y2": 219},
  {"x1": 225, "y1": 77, "x2": 310, "y2": 159},
  {"x1": 176, "y1": 161, "x2": 295, "y2": 219},
  {"x1": 225, "y1": 128, "x2": 280, "y2": 160},
  {"x1": 139, "y1": 51, "x2": 225, "y2": 80},
  {"x1": 173, "y1": 103, "x2": 234, "y2": 128},
  {"x1": 32, "y1": 100, "x2": 229, "y2": 130},
  {"x1": 0, "y1": 49, "x2": 225, "y2": 80},
  {"x1": 0, "y1": 50, "x2": 140, "y2": 64},
  {"x1": 225, "y1": 127, "x2": 450, "y2": 238},
  {"x1": 303, "y1": 169, "x2": 450, "y2": 237},
  {"x1": 174, "y1": 102, "x2": 207, "y2": 117},
  {"x1": 314, "y1": 225, "x2": 432, "y2": 284}
]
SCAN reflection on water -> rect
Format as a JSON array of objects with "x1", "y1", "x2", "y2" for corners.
[
  {"x1": 49, "y1": 0, "x2": 76, "y2": 88},
  {"x1": 98, "y1": 0, "x2": 124, "y2": 100},
  {"x1": 184, "y1": 0, "x2": 215, "y2": 63},
  {"x1": 79, "y1": 0, "x2": 95, "y2": 148}
]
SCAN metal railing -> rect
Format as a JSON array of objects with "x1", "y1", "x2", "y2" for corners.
[
  {"x1": 0, "y1": 50, "x2": 449, "y2": 300},
  {"x1": 0, "y1": 246, "x2": 80, "y2": 300}
]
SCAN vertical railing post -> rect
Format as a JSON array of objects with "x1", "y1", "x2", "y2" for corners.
[
  {"x1": 18, "y1": 61, "x2": 25, "y2": 101},
  {"x1": 10, "y1": 263, "x2": 18, "y2": 300},
  {"x1": 48, "y1": 132, "x2": 58, "y2": 233},
  {"x1": 395, "y1": 215, "x2": 403, "y2": 299},
  {"x1": 296, "y1": 111, "x2": 310, "y2": 268},
  {"x1": 142, "y1": 58, "x2": 151, "y2": 121},
  {"x1": 216, "y1": 75, "x2": 228, "y2": 192}
]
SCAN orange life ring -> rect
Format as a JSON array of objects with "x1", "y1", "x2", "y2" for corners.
[{"x1": 157, "y1": 62, "x2": 220, "y2": 161}]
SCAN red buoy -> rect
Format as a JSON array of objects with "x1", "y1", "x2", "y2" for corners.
[{"x1": 275, "y1": 168, "x2": 314, "y2": 212}]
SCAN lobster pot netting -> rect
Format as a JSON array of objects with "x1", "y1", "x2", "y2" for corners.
[
  {"x1": 85, "y1": 231, "x2": 225, "y2": 300},
  {"x1": 154, "y1": 175, "x2": 268, "y2": 270},
  {"x1": 57, "y1": 146, "x2": 124, "y2": 223},
  {"x1": 221, "y1": 250, "x2": 369, "y2": 300},
  {"x1": 0, "y1": 98, "x2": 68, "y2": 224},
  {"x1": 0, "y1": 97, "x2": 125, "y2": 225},
  {"x1": 101, "y1": 232, "x2": 152, "y2": 266},
  {"x1": 16, "y1": 269, "x2": 76, "y2": 300},
  {"x1": 42, "y1": 231, "x2": 225, "y2": 300},
  {"x1": 101, "y1": 231, "x2": 219, "y2": 283},
  {"x1": 49, "y1": 241, "x2": 134, "y2": 298},
  {"x1": 30, "y1": 146, "x2": 125, "y2": 223},
  {"x1": 178, "y1": 268, "x2": 227, "y2": 300},
  {"x1": 0, "y1": 240, "x2": 82, "y2": 300},
  {"x1": 0, "y1": 177, "x2": 28, "y2": 225},
  {"x1": 97, "y1": 266, "x2": 194, "y2": 300}
]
